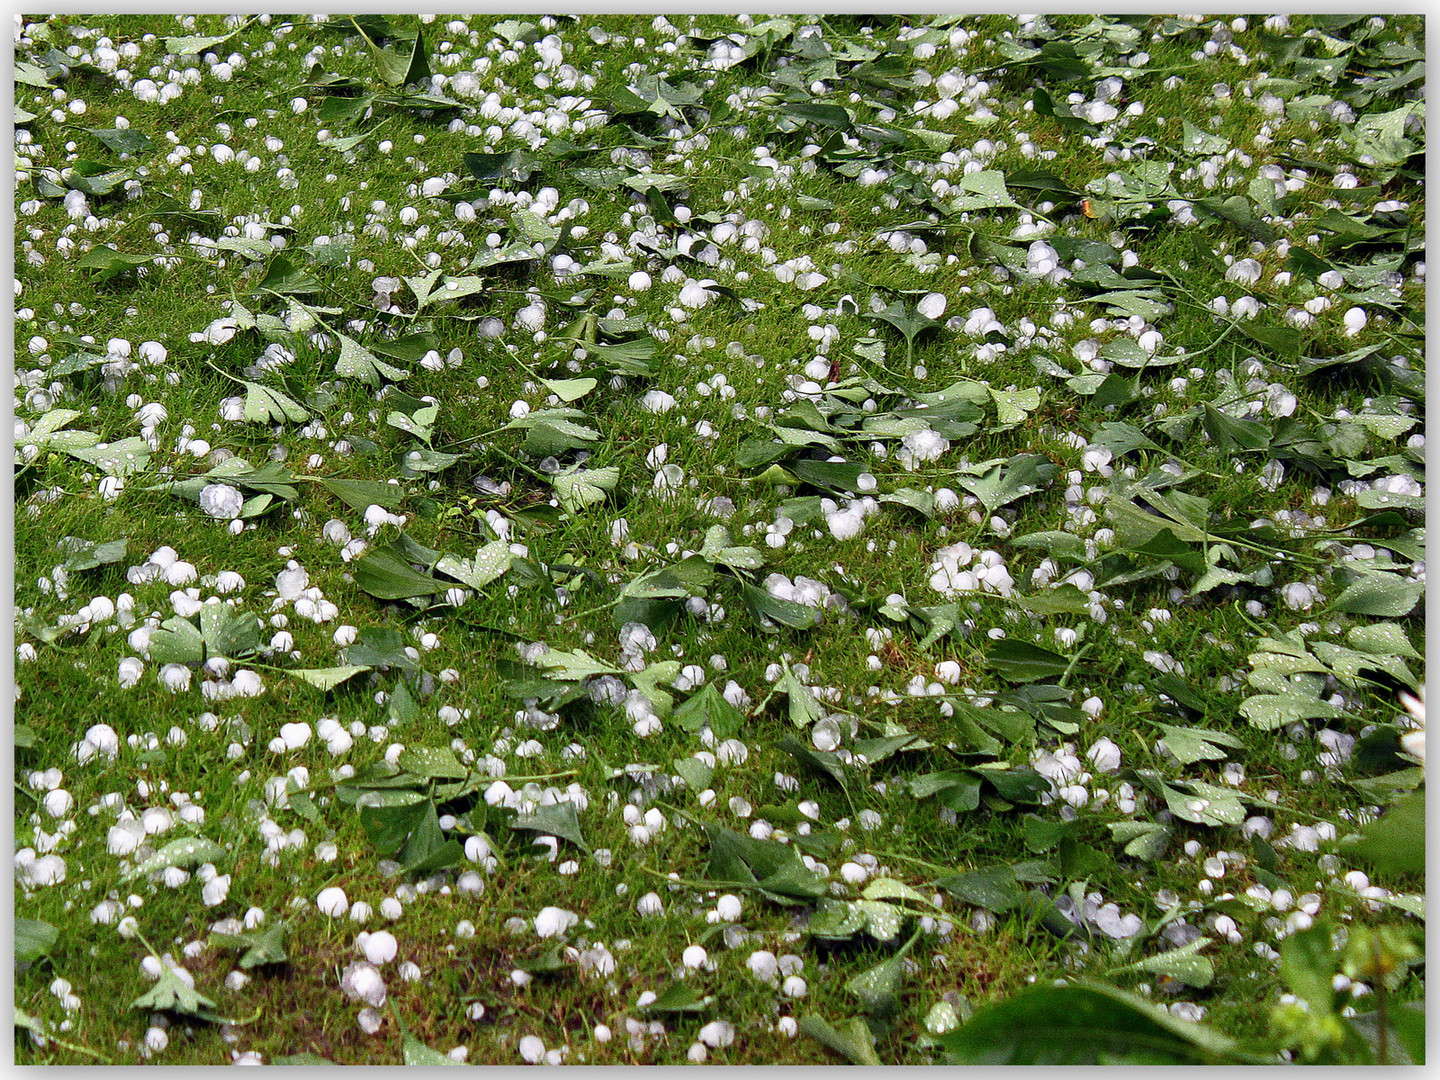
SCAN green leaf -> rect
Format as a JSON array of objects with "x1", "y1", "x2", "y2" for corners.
[
  {"x1": 319, "y1": 478, "x2": 406, "y2": 512},
  {"x1": 335, "y1": 332, "x2": 411, "y2": 386},
  {"x1": 846, "y1": 944, "x2": 910, "y2": 1018},
  {"x1": 778, "y1": 736, "x2": 849, "y2": 789},
  {"x1": 644, "y1": 982, "x2": 714, "y2": 1014},
  {"x1": 147, "y1": 616, "x2": 205, "y2": 664},
  {"x1": 15, "y1": 917, "x2": 58, "y2": 964},
  {"x1": 799, "y1": 1015, "x2": 883, "y2": 1066},
  {"x1": 778, "y1": 661, "x2": 824, "y2": 728},
  {"x1": 673, "y1": 755, "x2": 714, "y2": 793},
  {"x1": 74, "y1": 245, "x2": 154, "y2": 279},
  {"x1": 935, "y1": 980, "x2": 1255, "y2": 1064},
  {"x1": 672, "y1": 683, "x2": 745, "y2": 739},
  {"x1": 86, "y1": 127, "x2": 155, "y2": 156},
  {"x1": 1331, "y1": 573, "x2": 1423, "y2": 617},
  {"x1": 1113, "y1": 938, "x2": 1215, "y2": 988},
  {"x1": 956, "y1": 453, "x2": 1055, "y2": 515},
  {"x1": 403, "y1": 1035, "x2": 465, "y2": 1066},
  {"x1": 199, "y1": 605, "x2": 259, "y2": 659},
  {"x1": 935, "y1": 865, "x2": 1025, "y2": 913},
  {"x1": 948, "y1": 168, "x2": 1021, "y2": 212},
  {"x1": 122, "y1": 836, "x2": 228, "y2": 882},
  {"x1": 743, "y1": 583, "x2": 820, "y2": 630},
  {"x1": 289, "y1": 665, "x2": 371, "y2": 691},
  {"x1": 552, "y1": 465, "x2": 619, "y2": 515},
  {"x1": 397, "y1": 745, "x2": 467, "y2": 780},
  {"x1": 1180, "y1": 119, "x2": 1230, "y2": 155},
  {"x1": 533, "y1": 647, "x2": 622, "y2": 681},
  {"x1": 210, "y1": 922, "x2": 288, "y2": 969},
  {"x1": 1341, "y1": 789, "x2": 1423, "y2": 876},
  {"x1": 435, "y1": 540, "x2": 513, "y2": 591},
  {"x1": 130, "y1": 967, "x2": 228, "y2": 1024},
  {"x1": 1154, "y1": 724, "x2": 1246, "y2": 767},
  {"x1": 60, "y1": 537, "x2": 128, "y2": 572},
  {"x1": 353, "y1": 546, "x2": 447, "y2": 601},
  {"x1": 165, "y1": 28, "x2": 243, "y2": 55},
  {"x1": 239, "y1": 379, "x2": 310, "y2": 424},
  {"x1": 510, "y1": 800, "x2": 589, "y2": 853},
  {"x1": 987, "y1": 640, "x2": 1072, "y2": 683}
]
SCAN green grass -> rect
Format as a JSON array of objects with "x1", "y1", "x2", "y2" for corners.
[{"x1": 13, "y1": 12, "x2": 1425, "y2": 1066}]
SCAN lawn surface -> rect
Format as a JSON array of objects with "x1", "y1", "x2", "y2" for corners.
[{"x1": 12, "y1": 12, "x2": 1425, "y2": 1066}]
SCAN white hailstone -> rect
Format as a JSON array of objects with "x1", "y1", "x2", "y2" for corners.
[
  {"x1": 230, "y1": 669, "x2": 264, "y2": 697},
  {"x1": 698, "y1": 1020, "x2": 735, "y2": 1049},
  {"x1": 215, "y1": 570, "x2": 245, "y2": 594},
  {"x1": 1342, "y1": 306, "x2": 1368, "y2": 336},
  {"x1": 518, "y1": 1036, "x2": 546, "y2": 1064},
  {"x1": 28, "y1": 855, "x2": 66, "y2": 886},
  {"x1": 534, "y1": 906, "x2": 578, "y2": 938},
  {"x1": 201, "y1": 874, "x2": 231, "y2": 906},
  {"x1": 1026, "y1": 240, "x2": 1059, "y2": 277},
  {"x1": 144, "y1": 1026, "x2": 169, "y2": 1053},
  {"x1": 1087, "y1": 737, "x2": 1122, "y2": 773},
  {"x1": 781, "y1": 975, "x2": 808, "y2": 998},
  {"x1": 715, "y1": 894, "x2": 743, "y2": 922},
  {"x1": 275, "y1": 566, "x2": 309, "y2": 600},
  {"x1": 1225, "y1": 258, "x2": 1263, "y2": 284},
  {"x1": 688, "y1": 1043, "x2": 708, "y2": 1063},
  {"x1": 158, "y1": 664, "x2": 192, "y2": 692},
  {"x1": 916, "y1": 291, "x2": 947, "y2": 320},
  {"x1": 1281, "y1": 582, "x2": 1315, "y2": 611},
  {"x1": 42, "y1": 789, "x2": 73, "y2": 817},
  {"x1": 83, "y1": 723, "x2": 120, "y2": 759},
  {"x1": 322, "y1": 519, "x2": 351, "y2": 546},
  {"x1": 628, "y1": 270, "x2": 652, "y2": 291},
  {"x1": 636, "y1": 891, "x2": 663, "y2": 916},
  {"x1": 107, "y1": 820, "x2": 145, "y2": 856},
  {"x1": 162, "y1": 560, "x2": 198, "y2": 586},
  {"x1": 682, "y1": 944, "x2": 708, "y2": 969},
  {"x1": 279, "y1": 723, "x2": 310, "y2": 750},
  {"x1": 117, "y1": 656, "x2": 144, "y2": 688},
  {"x1": 316, "y1": 886, "x2": 349, "y2": 917},
  {"x1": 825, "y1": 506, "x2": 865, "y2": 541},
  {"x1": 362, "y1": 930, "x2": 398, "y2": 965},
  {"x1": 640, "y1": 388, "x2": 677, "y2": 413},
  {"x1": 1081, "y1": 696, "x2": 1104, "y2": 718},
  {"x1": 515, "y1": 304, "x2": 546, "y2": 332},
  {"x1": 341, "y1": 961, "x2": 387, "y2": 1006}
]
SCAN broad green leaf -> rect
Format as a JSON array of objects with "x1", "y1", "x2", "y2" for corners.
[
  {"x1": 1340, "y1": 789, "x2": 1423, "y2": 876},
  {"x1": 799, "y1": 1015, "x2": 883, "y2": 1066},
  {"x1": 397, "y1": 745, "x2": 468, "y2": 780},
  {"x1": 1239, "y1": 693, "x2": 1350, "y2": 730},
  {"x1": 644, "y1": 982, "x2": 713, "y2": 1014},
  {"x1": 778, "y1": 661, "x2": 824, "y2": 727},
  {"x1": 987, "y1": 639, "x2": 1071, "y2": 682},
  {"x1": 15, "y1": 917, "x2": 58, "y2": 964},
  {"x1": 288, "y1": 665, "x2": 371, "y2": 691},
  {"x1": 335, "y1": 332, "x2": 410, "y2": 386},
  {"x1": 672, "y1": 683, "x2": 745, "y2": 740},
  {"x1": 511, "y1": 800, "x2": 589, "y2": 852},
  {"x1": 534, "y1": 647, "x2": 622, "y2": 681},
  {"x1": 319, "y1": 478, "x2": 406, "y2": 512},
  {"x1": 210, "y1": 922, "x2": 288, "y2": 969},
  {"x1": 353, "y1": 548, "x2": 447, "y2": 601},
  {"x1": 673, "y1": 755, "x2": 713, "y2": 793},
  {"x1": 435, "y1": 540, "x2": 513, "y2": 591},
  {"x1": 199, "y1": 605, "x2": 260, "y2": 659},
  {"x1": 846, "y1": 948, "x2": 908, "y2": 1018},
  {"x1": 241, "y1": 379, "x2": 310, "y2": 424},
  {"x1": 956, "y1": 453, "x2": 1055, "y2": 515},
  {"x1": 1331, "y1": 573, "x2": 1423, "y2": 617},
  {"x1": 935, "y1": 980, "x2": 1255, "y2": 1064},
  {"x1": 130, "y1": 967, "x2": 228, "y2": 1024},
  {"x1": 147, "y1": 616, "x2": 205, "y2": 664},
  {"x1": 1113, "y1": 937, "x2": 1215, "y2": 988},
  {"x1": 403, "y1": 1036, "x2": 465, "y2": 1066},
  {"x1": 1154, "y1": 724, "x2": 1245, "y2": 767},
  {"x1": 552, "y1": 465, "x2": 619, "y2": 515},
  {"x1": 935, "y1": 865, "x2": 1024, "y2": 913},
  {"x1": 743, "y1": 583, "x2": 820, "y2": 630},
  {"x1": 165, "y1": 28, "x2": 242, "y2": 54},
  {"x1": 123, "y1": 836, "x2": 227, "y2": 881}
]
